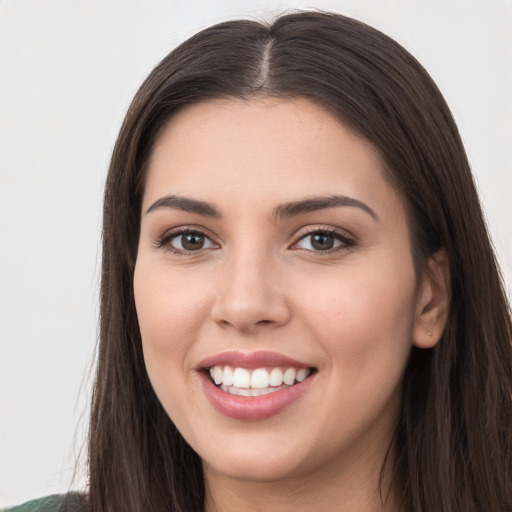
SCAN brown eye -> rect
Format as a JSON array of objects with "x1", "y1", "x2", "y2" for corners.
[
  {"x1": 165, "y1": 230, "x2": 217, "y2": 253},
  {"x1": 310, "y1": 234, "x2": 335, "y2": 250},
  {"x1": 181, "y1": 233, "x2": 205, "y2": 250},
  {"x1": 293, "y1": 229, "x2": 355, "y2": 252}
]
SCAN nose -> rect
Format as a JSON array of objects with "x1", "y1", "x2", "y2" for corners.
[{"x1": 210, "y1": 248, "x2": 291, "y2": 333}]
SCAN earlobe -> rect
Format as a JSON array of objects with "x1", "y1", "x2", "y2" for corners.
[{"x1": 412, "y1": 249, "x2": 451, "y2": 349}]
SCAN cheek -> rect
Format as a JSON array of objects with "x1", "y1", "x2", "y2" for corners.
[
  {"x1": 295, "y1": 256, "x2": 417, "y2": 383},
  {"x1": 134, "y1": 265, "x2": 206, "y2": 353},
  {"x1": 133, "y1": 264, "x2": 210, "y2": 414},
  {"x1": 290, "y1": 259, "x2": 417, "y2": 453}
]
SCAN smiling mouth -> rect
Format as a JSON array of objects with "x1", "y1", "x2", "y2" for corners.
[{"x1": 205, "y1": 365, "x2": 317, "y2": 397}]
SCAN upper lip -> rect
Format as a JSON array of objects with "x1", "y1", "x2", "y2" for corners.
[{"x1": 197, "y1": 350, "x2": 314, "y2": 370}]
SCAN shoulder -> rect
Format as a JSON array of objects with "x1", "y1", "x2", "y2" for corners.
[{"x1": 2, "y1": 494, "x2": 84, "y2": 512}]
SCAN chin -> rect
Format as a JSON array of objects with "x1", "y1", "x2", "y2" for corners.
[
  {"x1": 203, "y1": 451, "x2": 304, "y2": 483},
  {"x1": 197, "y1": 424, "x2": 336, "y2": 485}
]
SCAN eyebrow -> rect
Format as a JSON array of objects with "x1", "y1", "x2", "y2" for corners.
[
  {"x1": 145, "y1": 193, "x2": 378, "y2": 221},
  {"x1": 272, "y1": 194, "x2": 379, "y2": 221},
  {"x1": 145, "y1": 195, "x2": 221, "y2": 217}
]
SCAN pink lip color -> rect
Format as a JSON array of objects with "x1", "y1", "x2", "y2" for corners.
[
  {"x1": 198, "y1": 350, "x2": 312, "y2": 370},
  {"x1": 200, "y1": 373, "x2": 315, "y2": 421},
  {"x1": 197, "y1": 351, "x2": 316, "y2": 421}
]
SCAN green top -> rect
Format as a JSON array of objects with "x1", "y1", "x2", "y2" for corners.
[{"x1": 2, "y1": 494, "x2": 80, "y2": 512}]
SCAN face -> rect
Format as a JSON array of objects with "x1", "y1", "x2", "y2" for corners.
[{"x1": 134, "y1": 98, "x2": 426, "y2": 485}]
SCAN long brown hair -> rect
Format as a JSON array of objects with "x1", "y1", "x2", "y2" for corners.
[{"x1": 85, "y1": 11, "x2": 512, "y2": 511}]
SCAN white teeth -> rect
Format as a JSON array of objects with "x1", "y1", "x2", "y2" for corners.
[
  {"x1": 223, "y1": 365, "x2": 234, "y2": 386},
  {"x1": 269, "y1": 368, "x2": 283, "y2": 386},
  {"x1": 220, "y1": 384, "x2": 289, "y2": 396},
  {"x1": 296, "y1": 368, "x2": 309, "y2": 382},
  {"x1": 251, "y1": 387, "x2": 281, "y2": 396},
  {"x1": 213, "y1": 366, "x2": 223, "y2": 385},
  {"x1": 232, "y1": 367, "x2": 251, "y2": 388},
  {"x1": 209, "y1": 365, "x2": 313, "y2": 391},
  {"x1": 251, "y1": 368, "x2": 269, "y2": 389},
  {"x1": 283, "y1": 368, "x2": 296, "y2": 385}
]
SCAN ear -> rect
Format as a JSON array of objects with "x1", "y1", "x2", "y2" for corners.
[{"x1": 412, "y1": 249, "x2": 451, "y2": 349}]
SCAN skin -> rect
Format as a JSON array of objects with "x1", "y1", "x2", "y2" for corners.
[{"x1": 134, "y1": 98, "x2": 449, "y2": 512}]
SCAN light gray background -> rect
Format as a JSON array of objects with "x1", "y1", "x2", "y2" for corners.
[{"x1": 1, "y1": 0, "x2": 510, "y2": 506}]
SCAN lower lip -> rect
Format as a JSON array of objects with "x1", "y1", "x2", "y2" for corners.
[{"x1": 199, "y1": 372, "x2": 315, "y2": 421}]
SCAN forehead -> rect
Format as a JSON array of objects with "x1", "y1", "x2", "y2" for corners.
[{"x1": 144, "y1": 97, "x2": 403, "y2": 223}]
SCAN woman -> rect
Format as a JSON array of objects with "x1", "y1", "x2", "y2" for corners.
[{"x1": 8, "y1": 10, "x2": 511, "y2": 512}]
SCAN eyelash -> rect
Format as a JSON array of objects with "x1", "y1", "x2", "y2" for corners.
[
  {"x1": 291, "y1": 227, "x2": 356, "y2": 253},
  {"x1": 155, "y1": 226, "x2": 356, "y2": 255},
  {"x1": 155, "y1": 227, "x2": 218, "y2": 255}
]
